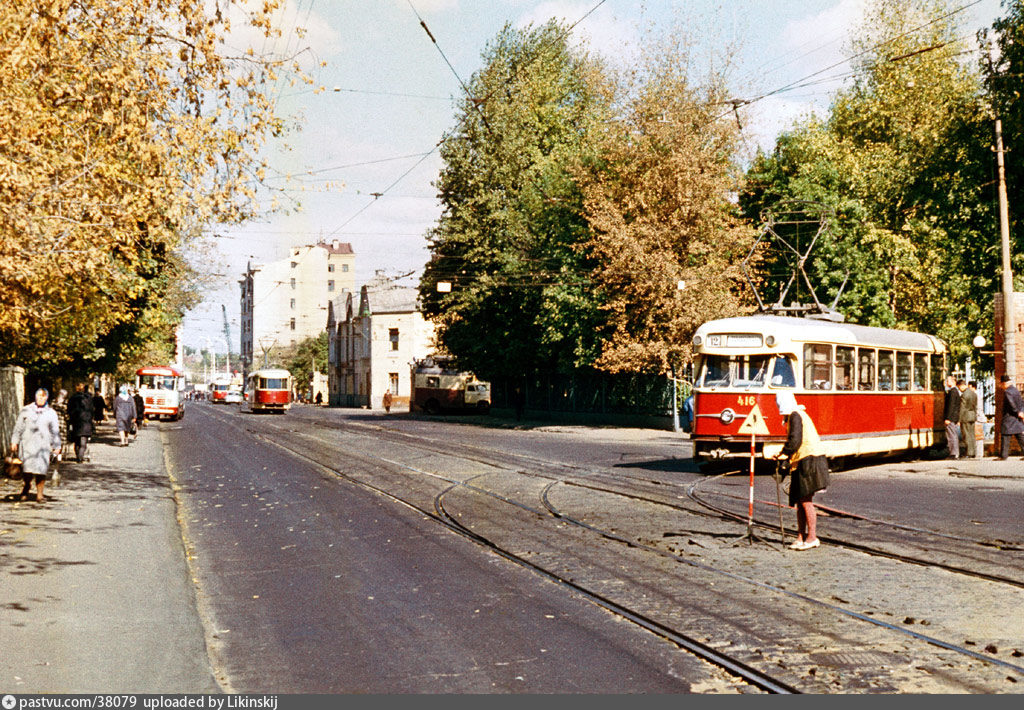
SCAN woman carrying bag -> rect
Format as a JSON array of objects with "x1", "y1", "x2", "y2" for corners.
[{"x1": 10, "y1": 388, "x2": 62, "y2": 503}]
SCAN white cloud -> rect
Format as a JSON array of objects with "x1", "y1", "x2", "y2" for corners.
[
  {"x1": 220, "y1": 0, "x2": 343, "y2": 68},
  {"x1": 402, "y1": 0, "x2": 460, "y2": 12},
  {"x1": 513, "y1": 1, "x2": 638, "y2": 61}
]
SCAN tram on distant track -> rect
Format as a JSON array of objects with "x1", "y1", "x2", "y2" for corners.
[
  {"x1": 244, "y1": 368, "x2": 292, "y2": 414},
  {"x1": 691, "y1": 315, "x2": 948, "y2": 463}
]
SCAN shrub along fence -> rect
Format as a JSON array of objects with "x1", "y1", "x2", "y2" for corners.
[{"x1": 489, "y1": 369, "x2": 687, "y2": 427}]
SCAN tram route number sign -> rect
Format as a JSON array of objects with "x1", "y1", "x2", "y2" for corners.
[{"x1": 737, "y1": 404, "x2": 771, "y2": 436}]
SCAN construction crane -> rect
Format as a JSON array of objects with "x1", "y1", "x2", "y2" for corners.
[{"x1": 221, "y1": 304, "x2": 231, "y2": 376}]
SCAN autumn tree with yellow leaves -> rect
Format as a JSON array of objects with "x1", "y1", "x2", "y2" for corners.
[{"x1": 0, "y1": 0, "x2": 311, "y2": 371}]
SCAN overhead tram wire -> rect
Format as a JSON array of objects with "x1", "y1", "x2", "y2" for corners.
[
  {"x1": 322, "y1": 141, "x2": 443, "y2": 239},
  {"x1": 711, "y1": 0, "x2": 986, "y2": 126}
]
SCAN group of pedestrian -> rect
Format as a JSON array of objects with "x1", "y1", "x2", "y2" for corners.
[
  {"x1": 942, "y1": 376, "x2": 980, "y2": 459},
  {"x1": 7, "y1": 382, "x2": 146, "y2": 503}
]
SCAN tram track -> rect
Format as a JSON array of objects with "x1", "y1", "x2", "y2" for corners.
[
  {"x1": 229, "y1": 417, "x2": 796, "y2": 693},
  {"x1": 684, "y1": 472, "x2": 1024, "y2": 588},
  {"x1": 201, "y1": 406, "x2": 1024, "y2": 692},
  {"x1": 286, "y1": 408, "x2": 1024, "y2": 591}
]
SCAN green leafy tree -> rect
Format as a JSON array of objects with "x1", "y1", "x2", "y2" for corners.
[
  {"x1": 742, "y1": 0, "x2": 995, "y2": 358},
  {"x1": 575, "y1": 34, "x2": 752, "y2": 375},
  {"x1": 418, "y1": 21, "x2": 612, "y2": 379},
  {"x1": 284, "y1": 332, "x2": 328, "y2": 394},
  {"x1": 987, "y1": 1, "x2": 1024, "y2": 299}
]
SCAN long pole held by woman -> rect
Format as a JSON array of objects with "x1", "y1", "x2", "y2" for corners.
[{"x1": 774, "y1": 391, "x2": 830, "y2": 550}]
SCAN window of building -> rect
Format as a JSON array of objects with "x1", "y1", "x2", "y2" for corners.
[
  {"x1": 290, "y1": 318, "x2": 296, "y2": 331},
  {"x1": 342, "y1": 264, "x2": 349, "y2": 272},
  {"x1": 290, "y1": 278, "x2": 296, "y2": 289},
  {"x1": 389, "y1": 328, "x2": 399, "y2": 351},
  {"x1": 291, "y1": 261, "x2": 297, "y2": 269},
  {"x1": 328, "y1": 280, "x2": 335, "y2": 292},
  {"x1": 290, "y1": 298, "x2": 295, "y2": 309},
  {"x1": 328, "y1": 264, "x2": 335, "y2": 273},
  {"x1": 389, "y1": 372, "x2": 399, "y2": 394}
]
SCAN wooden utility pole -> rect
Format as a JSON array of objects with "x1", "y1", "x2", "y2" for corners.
[{"x1": 992, "y1": 41, "x2": 1016, "y2": 381}]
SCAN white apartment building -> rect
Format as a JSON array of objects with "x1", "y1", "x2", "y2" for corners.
[
  {"x1": 327, "y1": 275, "x2": 436, "y2": 409},
  {"x1": 240, "y1": 241, "x2": 355, "y2": 371}
]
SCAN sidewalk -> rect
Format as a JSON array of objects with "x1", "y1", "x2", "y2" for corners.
[{"x1": 0, "y1": 421, "x2": 219, "y2": 693}]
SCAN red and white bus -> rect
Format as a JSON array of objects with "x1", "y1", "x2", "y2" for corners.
[
  {"x1": 244, "y1": 368, "x2": 292, "y2": 413},
  {"x1": 136, "y1": 366, "x2": 186, "y2": 421},
  {"x1": 691, "y1": 315, "x2": 948, "y2": 463}
]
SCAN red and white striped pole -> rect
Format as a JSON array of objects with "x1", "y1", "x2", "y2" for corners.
[{"x1": 748, "y1": 430, "x2": 756, "y2": 528}]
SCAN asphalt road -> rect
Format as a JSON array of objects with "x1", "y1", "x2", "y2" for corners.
[{"x1": 163, "y1": 402, "x2": 741, "y2": 693}]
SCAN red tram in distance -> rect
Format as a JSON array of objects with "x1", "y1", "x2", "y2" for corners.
[
  {"x1": 244, "y1": 368, "x2": 292, "y2": 414},
  {"x1": 691, "y1": 315, "x2": 948, "y2": 463}
]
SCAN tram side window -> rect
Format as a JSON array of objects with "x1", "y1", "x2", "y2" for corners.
[
  {"x1": 770, "y1": 356, "x2": 797, "y2": 387},
  {"x1": 930, "y1": 354, "x2": 944, "y2": 391},
  {"x1": 878, "y1": 351, "x2": 895, "y2": 391},
  {"x1": 895, "y1": 351, "x2": 912, "y2": 391},
  {"x1": 803, "y1": 344, "x2": 833, "y2": 390},
  {"x1": 857, "y1": 349, "x2": 875, "y2": 390},
  {"x1": 913, "y1": 353, "x2": 928, "y2": 391},
  {"x1": 835, "y1": 347, "x2": 855, "y2": 390}
]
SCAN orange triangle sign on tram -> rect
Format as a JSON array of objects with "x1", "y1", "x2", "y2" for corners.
[{"x1": 737, "y1": 403, "x2": 771, "y2": 436}]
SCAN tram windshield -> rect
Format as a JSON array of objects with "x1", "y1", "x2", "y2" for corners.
[
  {"x1": 258, "y1": 377, "x2": 288, "y2": 390},
  {"x1": 697, "y1": 355, "x2": 796, "y2": 389}
]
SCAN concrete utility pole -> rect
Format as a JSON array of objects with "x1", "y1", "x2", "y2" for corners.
[{"x1": 992, "y1": 41, "x2": 1016, "y2": 380}]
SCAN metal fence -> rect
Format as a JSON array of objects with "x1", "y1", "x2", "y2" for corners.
[{"x1": 490, "y1": 370, "x2": 677, "y2": 417}]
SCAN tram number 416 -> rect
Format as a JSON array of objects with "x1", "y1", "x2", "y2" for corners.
[{"x1": 736, "y1": 395, "x2": 757, "y2": 407}]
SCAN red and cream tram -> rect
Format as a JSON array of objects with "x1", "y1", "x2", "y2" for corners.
[
  {"x1": 691, "y1": 315, "x2": 948, "y2": 462},
  {"x1": 244, "y1": 368, "x2": 292, "y2": 413}
]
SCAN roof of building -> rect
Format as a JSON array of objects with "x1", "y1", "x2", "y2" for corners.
[{"x1": 317, "y1": 240, "x2": 354, "y2": 255}]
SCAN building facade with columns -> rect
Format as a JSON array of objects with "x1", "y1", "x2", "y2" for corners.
[{"x1": 240, "y1": 241, "x2": 355, "y2": 372}]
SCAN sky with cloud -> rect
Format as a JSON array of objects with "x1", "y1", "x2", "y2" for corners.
[{"x1": 182, "y1": 0, "x2": 1003, "y2": 352}]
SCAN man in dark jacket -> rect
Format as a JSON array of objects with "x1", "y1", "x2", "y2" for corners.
[
  {"x1": 67, "y1": 383, "x2": 95, "y2": 462},
  {"x1": 942, "y1": 375, "x2": 961, "y2": 459},
  {"x1": 999, "y1": 375, "x2": 1024, "y2": 459},
  {"x1": 92, "y1": 389, "x2": 106, "y2": 423}
]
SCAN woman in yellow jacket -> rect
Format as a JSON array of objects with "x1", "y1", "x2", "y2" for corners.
[{"x1": 775, "y1": 391, "x2": 830, "y2": 550}]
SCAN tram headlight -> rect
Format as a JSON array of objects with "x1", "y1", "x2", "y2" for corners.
[
  {"x1": 720, "y1": 408, "x2": 735, "y2": 425},
  {"x1": 765, "y1": 335, "x2": 776, "y2": 347},
  {"x1": 693, "y1": 335, "x2": 703, "y2": 347}
]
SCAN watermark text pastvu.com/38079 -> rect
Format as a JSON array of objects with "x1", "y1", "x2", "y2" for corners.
[{"x1": 2, "y1": 697, "x2": 279, "y2": 710}]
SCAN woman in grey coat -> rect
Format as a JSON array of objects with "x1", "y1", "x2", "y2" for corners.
[
  {"x1": 113, "y1": 385, "x2": 137, "y2": 446},
  {"x1": 10, "y1": 388, "x2": 62, "y2": 503}
]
